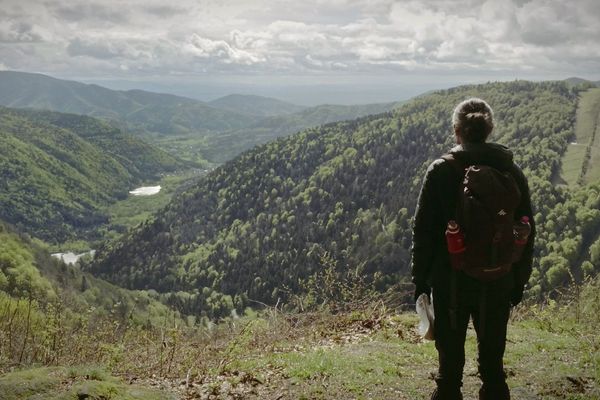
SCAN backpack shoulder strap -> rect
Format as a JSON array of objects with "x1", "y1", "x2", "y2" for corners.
[{"x1": 438, "y1": 154, "x2": 467, "y2": 223}]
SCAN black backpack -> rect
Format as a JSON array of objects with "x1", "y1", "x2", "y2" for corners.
[{"x1": 442, "y1": 154, "x2": 522, "y2": 282}]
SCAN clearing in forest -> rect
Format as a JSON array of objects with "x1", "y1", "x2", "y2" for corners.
[{"x1": 559, "y1": 88, "x2": 600, "y2": 185}]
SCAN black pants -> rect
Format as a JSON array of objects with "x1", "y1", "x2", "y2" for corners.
[{"x1": 433, "y1": 280, "x2": 511, "y2": 398}]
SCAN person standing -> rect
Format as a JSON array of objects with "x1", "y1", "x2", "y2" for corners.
[{"x1": 411, "y1": 98, "x2": 535, "y2": 400}]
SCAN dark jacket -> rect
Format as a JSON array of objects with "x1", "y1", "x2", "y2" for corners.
[{"x1": 410, "y1": 142, "x2": 535, "y2": 292}]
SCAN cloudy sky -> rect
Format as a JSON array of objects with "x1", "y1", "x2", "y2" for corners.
[{"x1": 2, "y1": 0, "x2": 599, "y2": 104}]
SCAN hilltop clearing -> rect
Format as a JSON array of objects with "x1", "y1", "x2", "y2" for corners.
[
  {"x1": 557, "y1": 88, "x2": 600, "y2": 185},
  {"x1": 2, "y1": 277, "x2": 598, "y2": 399}
]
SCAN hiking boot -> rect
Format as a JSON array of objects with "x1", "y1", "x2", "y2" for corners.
[
  {"x1": 430, "y1": 386, "x2": 463, "y2": 400},
  {"x1": 479, "y1": 382, "x2": 510, "y2": 400}
]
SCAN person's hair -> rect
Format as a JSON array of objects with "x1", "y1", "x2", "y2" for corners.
[{"x1": 452, "y1": 98, "x2": 494, "y2": 143}]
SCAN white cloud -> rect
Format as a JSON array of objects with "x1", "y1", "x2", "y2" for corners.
[
  {"x1": 184, "y1": 34, "x2": 265, "y2": 65},
  {"x1": 0, "y1": 0, "x2": 599, "y2": 80}
]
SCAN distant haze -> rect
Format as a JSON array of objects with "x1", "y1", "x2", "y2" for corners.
[
  {"x1": 2, "y1": 0, "x2": 600, "y2": 105},
  {"x1": 80, "y1": 73, "x2": 583, "y2": 106},
  {"x1": 80, "y1": 77, "x2": 462, "y2": 105}
]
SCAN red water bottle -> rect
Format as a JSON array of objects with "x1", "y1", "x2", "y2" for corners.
[
  {"x1": 446, "y1": 220, "x2": 465, "y2": 270},
  {"x1": 512, "y1": 216, "x2": 531, "y2": 262}
]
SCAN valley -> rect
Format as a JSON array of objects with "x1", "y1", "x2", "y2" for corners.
[
  {"x1": 0, "y1": 107, "x2": 184, "y2": 243},
  {"x1": 0, "y1": 76, "x2": 599, "y2": 399},
  {"x1": 2, "y1": 76, "x2": 599, "y2": 317}
]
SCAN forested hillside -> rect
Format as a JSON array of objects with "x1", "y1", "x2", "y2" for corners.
[
  {"x1": 89, "y1": 81, "x2": 600, "y2": 318},
  {"x1": 0, "y1": 107, "x2": 183, "y2": 242},
  {"x1": 202, "y1": 101, "x2": 402, "y2": 163},
  {"x1": 11, "y1": 108, "x2": 185, "y2": 178}
]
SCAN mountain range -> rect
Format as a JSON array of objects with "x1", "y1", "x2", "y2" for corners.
[
  {"x1": 0, "y1": 71, "x2": 402, "y2": 164},
  {"x1": 0, "y1": 71, "x2": 258, "y2": 136},
  {"x1": 2, "y1": 59, "x2": 600, "y2": 400},
  {"x1": 207, "y1": 94, "x2": 307, "y2": 117}
]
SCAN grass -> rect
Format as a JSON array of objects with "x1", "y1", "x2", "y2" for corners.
[
  {"x1": 560, "y1": 88, "x2": 600, "y2": 186},
  {"x1": 220, "y1": 311, "x2": 598, "y2": 399},
  {"x1": 1, "y1": 314, "x2": 598, "y2": 399},
  {"x1": 1, "y1": 280, "x2": 599, "y2": 399},
  {"x1": 0, "y1": 366, "x2": 176, "y2": 400},
  {"x1": 561, "y1": 144, "x2": 588, "y2": 185}
]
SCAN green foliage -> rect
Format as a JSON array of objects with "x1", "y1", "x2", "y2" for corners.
[
  {"x1": 0, "y1": 221, "x2": 187, "y2": 372},
  {"x1": 0, "y1": 107, "x2": 184, "y2": 243},
  {"x1": 0, "y1": 225, "x2": 55, "y2": 299},
  {"x1": 15, "y1": 108, "x2": 186, "y2": 178},
  {"x1": 90, "y1": 81, "x2": 587, "y2": 316},
  {"x1": 533, "y1": 183, "x2": 600, "y2": 293}
]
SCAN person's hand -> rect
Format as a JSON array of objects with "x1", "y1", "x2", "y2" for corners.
[
  {"x1": 414, "y1": 282, "x2": 431, "y2": 302},
  {"x1": 510, "y1": 286, "x2": 524, "y2": 307}
]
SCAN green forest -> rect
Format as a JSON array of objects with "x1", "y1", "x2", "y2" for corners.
[
  {"x1": 0, "y1": 107, "x2": 183, "y2": 243},
  {"x1": 88, "y1": 81, "x2": 600, "y2": 319}
]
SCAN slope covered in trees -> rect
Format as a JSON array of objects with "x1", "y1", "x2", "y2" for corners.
[
  {"x1": 89, "y1": 81, "x2": 600, "y2": 318},
  {"x1": 202, "y1": 101, "x2": 402, "y2": 163},
  {"x1": 0, "y1": 107, "x2": 183, "y2": 242},
  {"x1": 0, "y1": 221, "x2": 177, "y2": 325}
]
